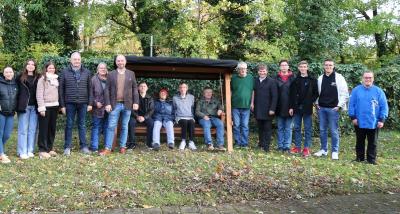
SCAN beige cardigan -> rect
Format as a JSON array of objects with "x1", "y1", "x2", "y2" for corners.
[{"x1": 36, "y1": 73, "x2": 59, "y2": 112}]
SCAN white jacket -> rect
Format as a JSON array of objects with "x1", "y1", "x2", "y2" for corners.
[{"x1": 316, "y1": 72, "x2": 349, "y2": 111}]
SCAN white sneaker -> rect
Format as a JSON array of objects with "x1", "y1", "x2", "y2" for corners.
[
  {"x1": 27, "y1": 152, "x2": 34, "y2": 158},
  {"x1": 332, "y1": 152, "x2": 339, "y2": 160},
  {"x1": 314, "y1": 149, "x2": 328, "y2": 157},
  {"x1": 0, "y1": 155, "x2": 11, "y2": 164},
  {"x1": 188, "y1": 141, "x2": 197, "y2": 151},
  {"x1": 20, "y1": 154, "x2": 29, "y2": 160},
  {"x1": 179, "y1": 140, "x2": 186, "y2": 151}
]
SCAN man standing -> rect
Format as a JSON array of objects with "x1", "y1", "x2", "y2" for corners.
[
  {"x1": 289, "y1": 61, "x2": 319, "y2": 157},
  {"x1": 99, "y1": 55, "x2": 139, "y2": 155},
  {"x1": 127, "y1": 82, "x2": 154, "y2": 150},
  {"x1": 252, "y1": 64, "x2": 278, "y2": 152},
  {"x1": 314, "y1": 59, "x2": 349, "y2": 160},
  {"x1": 348, "y1": 71, "x2": 388, "y2": 165},
  {"x1": 231, "y1": 62, "x2": 254, "y2": 148},
  {"x1": 59, "y1": 52, "x2": 92, "y2": 155},
  {"x1": 275, "y1": 60, "x2": 296, "y2": 152},
  {"x1": 196, "y1": 87, "x2": 226, "y2": 151}
]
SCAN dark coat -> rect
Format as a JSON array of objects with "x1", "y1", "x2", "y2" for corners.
[
  {"x1": 0, "y1": 76, "x2": 18, "y2": 116},
  {"x1": 289, "y1": 73, "x2": 319, "y2": 115},
  {"x1": 16, "y1": 73, "x2": 39, "y2": 112},
  {"x1": 89, "y1": 74, "x2": 107, "y2": 118},
  {"x1": 153, "y1": 99, "x2": 174, "y2": 122},
  {"x1": 59, "y1": 65, "x2": 91, "y2": 107},
  {"x1": 275, "y1": 73, "x2": 296, "y2": 117},
  {"x1": 104, "y1": 69, "x2": 139, "y2": 110},
  {"x1": 253, "y1": 77, "x2": 278, "y2": 120},
  {"x1": 132, "y1": 94, "x2": 154, "y2": 119}
]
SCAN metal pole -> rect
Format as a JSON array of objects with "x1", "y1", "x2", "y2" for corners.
[{"x1": 150, "y1": 35, "x2": 153, "y2": 57}]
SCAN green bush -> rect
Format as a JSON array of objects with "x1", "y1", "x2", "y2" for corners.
[{"x1": 40, "y1": 55, "x2": 400, "y2": 133}]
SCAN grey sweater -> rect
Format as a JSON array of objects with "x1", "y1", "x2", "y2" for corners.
[{"x1": 173, "y1": 93, "x2": 195, "y2": 122}]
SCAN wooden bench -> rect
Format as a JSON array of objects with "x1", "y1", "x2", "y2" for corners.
[{"x1": 135, "y1": 124, "x2": 218, "y2": 137}]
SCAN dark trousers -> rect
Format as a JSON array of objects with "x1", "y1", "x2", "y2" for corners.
[
  {"x1": 355, "y1": 126, "x2": 379, "y2": 163},
  {"x1": 127, "y1": 117, "x2": 154, "y2": 148},
  {"x1": 178, "y1": 119, "x2": 194, "y2": 141},
  {"x1": 257, "y1": 119, "x2": 273, "y2": 152},
  {"x1": 38, "y1": 106, "x2": 58, "y2": 152}
]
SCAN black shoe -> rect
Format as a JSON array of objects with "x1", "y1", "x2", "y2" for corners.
[
  {"x1": 127, "y1": 144, "x2": 136, "y2": 150},
  {"x1": 367, "y1": 160, "x2": 377, "y2": 165},
  {"x1": 352, "y1": 158, "x2": 364, "y2": 163},
  {"x1": 152, "y1": 143, "x2": 160, "y2": 151},
  {"x1": 168, "y1": 143, "x2": 174, "y2": 150}
]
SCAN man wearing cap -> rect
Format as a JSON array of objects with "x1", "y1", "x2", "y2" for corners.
[{"x1": 231, "y1": 62, "x2": 254, "y2": 148}]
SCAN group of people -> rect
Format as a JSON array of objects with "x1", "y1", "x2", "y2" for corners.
[
  {"x1": 0, "y1": 54, "x2": 389, "y2": 165},
  {"x1": 233, "y1": 59, "x2": 388, "y2": 164},
  {"x1": 0, "y1": 53, "x2": 228, "y2": 163}
]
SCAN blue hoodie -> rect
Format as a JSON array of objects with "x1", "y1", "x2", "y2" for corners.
[{"x1": 348, "y1": 84, "x2": 388, "y2": 129}]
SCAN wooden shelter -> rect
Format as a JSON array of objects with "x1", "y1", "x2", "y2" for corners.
[{"x1": 125, "y1": 56, "x2": 238, "y2": 152}]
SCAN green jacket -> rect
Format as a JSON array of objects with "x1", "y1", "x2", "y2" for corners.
[{"x1": 195, "y1": 97, "x2": 223, "y2": 118}]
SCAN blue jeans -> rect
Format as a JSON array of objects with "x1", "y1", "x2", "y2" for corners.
[
  {"x1": 318, "y1": 107, "x2": 340, "y2": 152},
  {"x1": 0, "y1": 114, "x2": 14, "y2": 155},
  {"x1": 64, "y1": 103, "x2": 88, "y2": 149},
  {"x1": 277, "y1": 116, "x2": 293, "y2": 150},
  {"x1": 199, "y1": 117, "x2": 224, "y2": 146},
  {"x1": 293, "y1": 113, "x2": 312, "y2": 149},
  {"x1": 152, "y1": 120, "x2": 174, "y2": 145},
  {"x1": 90, "y1": 114, "x2": 108, "y2": 151},
  {"x1": 17, "y1": 106, "x2": 38, "y2": 156},
  {"x1": 104, "y1": 103, "x2": 131, "y2": 149},
  {"x1": 232, "y1": 108, "x2": 250, "y2": 146}
]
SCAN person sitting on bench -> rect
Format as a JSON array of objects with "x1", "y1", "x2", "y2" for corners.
[
  {"x1": 174, "y1": 82, "x2": 197, "y2": 151},
  {"x1": 196, "y1": 87, "x2": 226, "y2": 151},
  {"x1": 127, "y1": 81, "x2": 154, "y2": 150},
  {"x1": 152, "y1": 88, "x2": 175, "y2": 151}
]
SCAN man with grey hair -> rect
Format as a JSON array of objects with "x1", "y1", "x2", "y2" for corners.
[
  {"x1": 230, "y1": 62, "x2": 254, "y2": 148},
  {"x1": 59, "y1": 52, "x2": 92, "y2": 155}
]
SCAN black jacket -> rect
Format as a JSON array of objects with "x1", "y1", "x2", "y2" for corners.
[
  {"x1": 0, "y1": 76, "x2": 18, "y2": 116},
  {"x1": 253, "y1": 77, "x2": 278, "y2": 120},
  {"x1": 59, "y1": 65, "x2": 91, "y2": 107},
  {"x1": 132, "y1": 94, "x2": 154, "y2": 119},
  {"x1": 16, "y1": 74, "x2": 39, "y2": 112},
  {"x1": 289, "y1": 73, "x2": 319, "y2": 115},
  {"x1": 275, "y1": 73, "x2": 296, "y2": 117},
  {"x1": 89, "y1": 74, "x2": 107, "y2": 118}
]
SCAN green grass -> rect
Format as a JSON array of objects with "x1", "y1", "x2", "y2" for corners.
[{"x1": 0, "y1": 129, "x2": 399, "y2": 212}]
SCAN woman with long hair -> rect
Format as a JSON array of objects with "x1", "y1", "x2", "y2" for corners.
[
  {"x1": 16, "y1": 59, "x2": 40, "y2": 159},
  {"x1": 36, "y1": 61, "x2": 59, "y2": 159}
]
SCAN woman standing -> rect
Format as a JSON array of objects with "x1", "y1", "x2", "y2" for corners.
[
  {"x1": 16, "y1": 59, "x2": 39, "y2": 159},
  {"x1": 36, "y1": 61, "x2": 59, "y2": 159},
  {"x1": 173, "y1": 82, "x2": 197, "y2": 151},
  {"x1": 0, "y1": 67, "x2": 18, "y2": 164},
  {"x1": 89, "y1": 63, "x2": 108, "y2": 152}
]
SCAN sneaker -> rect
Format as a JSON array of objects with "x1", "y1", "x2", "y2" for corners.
[
  {"x1": 120, "y1": 147, "x2": 127, "y2": 154},
  {"x1": 152, "y1": 143, "x2": 161, "y2": 151},
  {"x1": 302, "y1": 148, "x2": 311, "y2": 157},
  {"x1": 179, "y1": 140, "x2": 186, "y2": 151},
  {"x1": 19, "y1": 154, "x2": 29, "y2": 160},
  {"x1": 188, "y1": 141, "x2": 197, "y2": 151},
  {"x1": 290, "y1": 147, "x2": 301, "y2": 154},
  {"x1": 168, "y1": 143, "x2": 174, "y2": 150},
  {"x1": 216, "y1": 145, "x2": 227, "y2": 152},
  {"x1": 314, "y1": 149, "x2": 328, "y2": 157},
  {"x1": 99, "y1": 149, "x2": 112, "y2": 156},
  {"x1": 0, "y1": 155, "x2": 11, "y2": 164},
  {"x1": 207, "y1": 144, "x2": 215, "y2": 151},
  {"x1": 332, "y1": 152, "x2": 339, "y2": 160},
  {"x1": 81, "y1": 147, "x2": 91, "y2": 154},
  {"x1": 49, "y1": 151, "x2": 58, "y2": 156},
  {"x1": 64, "y1": 148, "x2": 71, "y2": 156},
  {"x1": 39, "y1": 152, "x2": 51, "y2": 159},
  {"x1": 27, "y1": 152, "x2": 34, "y2": 158}
]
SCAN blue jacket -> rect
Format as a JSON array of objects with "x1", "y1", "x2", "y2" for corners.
[
  {"x1": 348, "y1": 85, "x2": 388, "y2": 129},
  {"x1": 153, "y1": 99, "x2": 175, "y2": 122}
]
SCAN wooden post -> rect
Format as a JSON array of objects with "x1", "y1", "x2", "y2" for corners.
[{"x1": 224, "y1": 73, "x2": 233, "y2": 152}]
